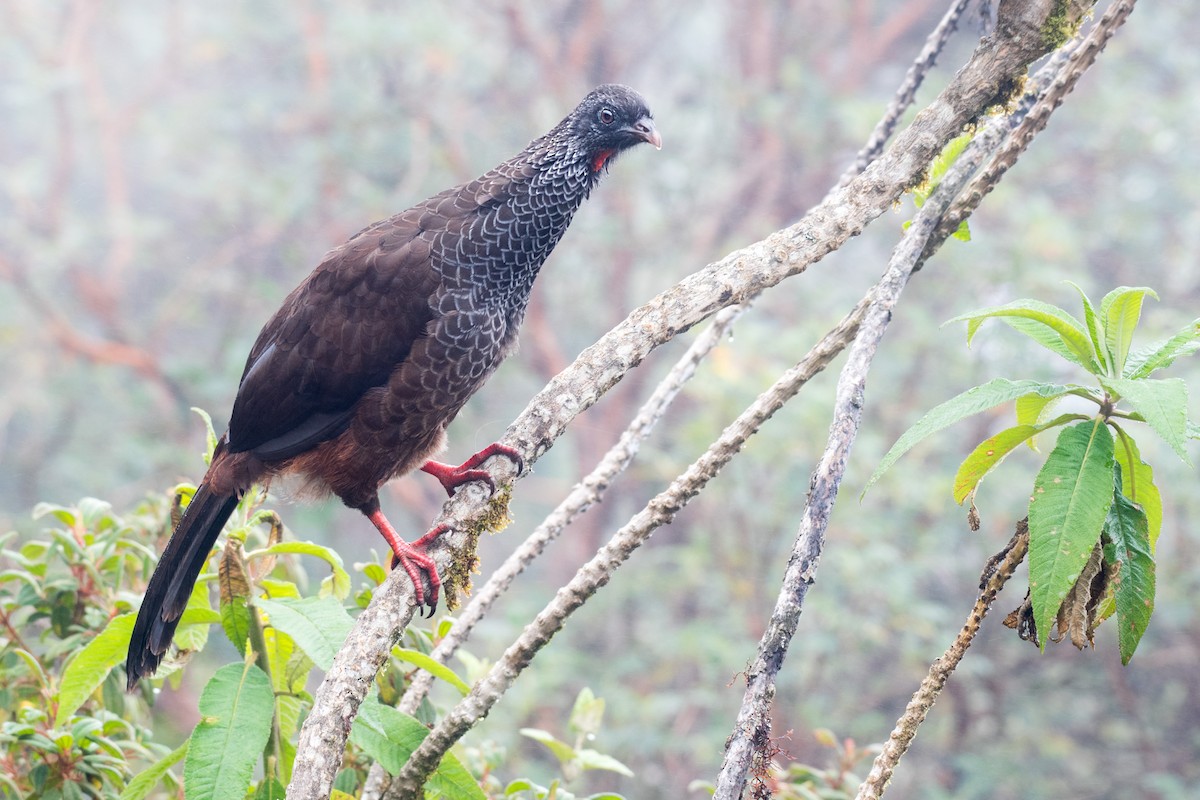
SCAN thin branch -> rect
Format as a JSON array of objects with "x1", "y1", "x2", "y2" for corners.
[
  {"x1": 921, "y1": 0, "x2": 1139, "y2": 263},
  {"x1": 837, "y1": 0, "x2": 974, "y2": 188},
  {"x1": 360, "y1": 304, "x2": 748, "y2": 799},
  {"x1": 854, "y1": 523, "x2": 1030, "y2": 800},
  {"x1": 712, "y1": 70, "x2": 1030, "y2": 797},
  {"x1": 387, "y1": 302, "x2": 870, "y2": 800},
  {"x1": 287, "y1": 4, "x2": 1083, "y2": 795}
]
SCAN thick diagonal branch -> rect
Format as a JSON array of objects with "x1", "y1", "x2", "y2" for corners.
[
  {"x1": 287, "y1": 4, "x2": 1086, "y2": 796},
  {"x1": 386, "y1": 302, "x2": 868, "y2": 799},
  {"x1": 712, "y1": 70, "x2": 1033, "y2": 797},
  {"x1": 360, "y1": 305, "x2": 746, "y2": 799}
]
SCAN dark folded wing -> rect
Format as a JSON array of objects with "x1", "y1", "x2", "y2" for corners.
[{"x1": 226, "y1": 210, "x2": 441, "y2": 457}]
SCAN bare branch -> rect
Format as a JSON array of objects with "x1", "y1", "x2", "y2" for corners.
[
  {"x1": 287, "y1": 4, "x2": 1090, "y2": 796},
  {"x1": 855, "y1": 522, "x2": 1030, "y2": 800},
  {"x1": 837, "y1": 0, "x2": 975, "y2": 187},
  {"x1": 711, "y1": 60, "x2": 1045, "y2": 794},
  {"x1": 361, "y1": 304, "x2": 747, "y2": 799},
  {"x1": 922, "y1": 0, "x2": 1139, "y2": 262},
  {"x1": 386, "y1": 301, "x2": 868, "y2": 799}
]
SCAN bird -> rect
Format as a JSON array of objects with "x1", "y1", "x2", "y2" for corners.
[{"x1": 124, "y1": 84, "x2": 660, "y2": 689}]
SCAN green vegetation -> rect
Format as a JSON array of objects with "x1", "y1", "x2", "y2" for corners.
[
  {"x1": 3, "y1": 3, "x2": 1199, "y2": 798},
  {"x1": 0, "y1": 481, "x2": 631, "y2": 799},
  {"x1": 869, "y1": 286, "x2": 1197, "y2": 663}
]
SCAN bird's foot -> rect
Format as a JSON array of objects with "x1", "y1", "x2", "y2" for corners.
[
  {"x1": 368, "y1": 508, "x2": 445, "y2": 616},
  {"x1": 421, "y1": 442, "x2": 524, "y2": 497}
]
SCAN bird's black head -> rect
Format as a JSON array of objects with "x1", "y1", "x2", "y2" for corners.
[{"x1": 565, "y1": 84, "x2": 661, "y2": 173}]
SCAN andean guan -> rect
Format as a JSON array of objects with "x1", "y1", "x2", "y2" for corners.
[{"x1": 125, "y1": 84, "x2": 660, "y2": 689}]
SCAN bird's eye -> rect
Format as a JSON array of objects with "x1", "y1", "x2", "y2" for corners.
[{"x1": 598, "y1": 108, "x2": 615, "y2": 125}]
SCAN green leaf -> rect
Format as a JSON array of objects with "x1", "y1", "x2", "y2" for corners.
[
  {"x1": 1015, "y1": 392, "x2": 1067, "y2": 451},
  {"x1": 192, "y1": 407, "x2": 220, "y2": 465},
  {"x1": 1125, "y1": 318, "x2": 1200, "y2": 378},
  {"x1": 948, "y1": 299, "x2": 1100, "y2": 372},
  {"x1": 118, "y1": 741, "x2": 188, "y2": 800},
  {"x1": 520, "y1": 728, "x2": 577, "y2": 765},
  {"x1": 1102, "y1": 377, "x2": 1191, "y2": 464},
  {"x1": 251, "y1": 540, "x2": 352, "y2": 601},
  {"x1": 1112, "y1": 430, "x2": 1163, "y2": 549},
  {"x1": 1028, "y1": 420, "x2": 1115, "y2": 648},
  {"x1": 351, "y1": 699, "x2": 485, "y2": 800},
  {"x1": 219, "y1": 539, "x2": 252, "y2": 657},
  {"x1": 184, "y1": 662, "x2": 274, "y2": 800},
  {"x1": 576, "y1": 749, "x2": 634, "y2": 777},
  {"x1": 1102, "y1": 489, "x2": 1155, "y2": 664},
  {"x1": 391, "y1": 647, "x2": 470, "y2": 695},
  {"x1": 1100, "y1": 286, "x2": 1157, "y2": 376},
  {"x1": 172, "y1": 578, "x2": 217, "y2": 660},
  {"x1": 56, "y1": 614, "x2": 135, "y2": 727},
  {"x1": 253, "y1": 778, "x2": 286, "y2": 800},
  {"x1": 953, "y1": 425, "x2": 1037, "y2": 505},
  {"x1": 255, "y1": 595, "x2": 353, "y2": 671},
  {"x1": 863, "y1": 379, "x2": 1072, "y2": 495},
  {"x1": 927, "y1": 131, "x2": 973, "y2": 191},
  {"x1": 1067, "y1": 281, "x2": 1107, "y2": 375},
  {"x1": 569, "y1": 687, "x2": 605, "y2": 738}
]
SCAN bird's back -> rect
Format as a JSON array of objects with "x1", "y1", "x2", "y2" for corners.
[{"x1": 223, "y1": 136, "x2": 595, "y2": 487}]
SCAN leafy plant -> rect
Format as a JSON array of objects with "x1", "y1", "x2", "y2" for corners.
[
  {"x1": 2, "y1": 427, "x2": 642, "y2": 799},
  {"x1": 866, "y1": 285, "x2": 1198, "y2": 663},
  {"x1": 507, "y1": 687, "x2": 632, "y2": 800}
]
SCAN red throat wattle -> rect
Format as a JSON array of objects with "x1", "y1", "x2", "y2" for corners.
[{"x1": 591, "y1": 149, "x2": 615, "y2": 173}]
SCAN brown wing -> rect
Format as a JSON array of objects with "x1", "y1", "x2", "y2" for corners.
[
  {"x1": 226, "y1": 209, "x2": 441, "y2": 458},
  {"x1": 225, "y1": 160, "x2": 531, "y2": 460}
]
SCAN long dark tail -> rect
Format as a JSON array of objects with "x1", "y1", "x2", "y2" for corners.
[{"x1": 126, "y1": 478, "x2": 239, "y2": 690}]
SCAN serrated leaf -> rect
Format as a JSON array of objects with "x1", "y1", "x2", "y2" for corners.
[
  {"x1": 1103, "y1": 377, "x2": 1191, "y2": 464},
  {"x1": 1126, "y1": 318, "x2": 1200, "y2": 378},
  {"x1": 351, "y1": 699, "x2": 485, "y2": 800},
  {"x1": 520, "y1": 728, "x2": 577, "y2": 765},
  {"x1": 191, "y1": 407, "x2": 219, "y2": 466},
  {"x1": 219, "y1": 538, "x2": 252, "y2": 656},
  {"x1": 1100, "y1": 286, "x2": 1156, "y2": 376},
  {"x1": 864, "y1": 379, "x2": 1072, "y2": 495},
  {"x1": 184, "y1": 663, "x2": 274, "y2": 800},
  {"x1": 117, "y1": 740, "x2": 187, "y2": 800},
  {"x1": 174, "y1": 578, "x2": 216, "y2": 652},
  {"x1": 1028, "y1": 420, "x2": 1115, "y2": 648},
  {"x1": 252, "y1": 540, "x2": 351, "y2": 601},
  {"x1": 1067, "y1": 281, "x2": 1107, "y2": 375},
  {"x1": 56, "y1": 614, "x2": 135, "y2": 727},
  {"x1": 948, "y1": 299, "x2": 1100, "y2": 371},
  {"x1": 255, "y1": 595, "x2": 353, "y2": 671},
  {"x1": 928, "y1": 131, "x2": 973, "y2": 188},
  {"x1": 1102, "y1": 490, "x2": 1155, "y2": 664},
  {"x1": 391, "y1": 647, "x2": 470, "y2": 695},
  {"x1": 1111, "y1": 431, "x2": 1163, "y2": 549}
]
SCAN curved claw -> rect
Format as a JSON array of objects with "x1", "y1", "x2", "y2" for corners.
[
  {"x1": 421, "y1": 442, "x2": 525, "y2": 497},
  {"x1": 370, "y1": 507, "x2": 446, "y2": 615}
]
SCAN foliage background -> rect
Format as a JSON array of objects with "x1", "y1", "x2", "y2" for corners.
[{"x1": 2, "y1": 2, "x2": 1197, "y2": 798}]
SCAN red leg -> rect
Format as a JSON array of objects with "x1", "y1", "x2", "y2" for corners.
[
  {"x1": 420, "y1": 442, "x2": 524, "y2": 497},
  {"x1": 366, "y1": 507, "x2": 447, "y2": 616}
]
